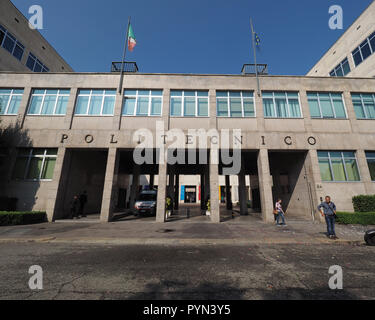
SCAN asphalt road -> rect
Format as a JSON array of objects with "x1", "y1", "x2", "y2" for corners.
[{"x1": 0, "y1": 242, "x2": 374, "y2": 300}]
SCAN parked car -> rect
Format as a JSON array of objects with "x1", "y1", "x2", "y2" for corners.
[{"x1": 134, "y1": 190, "x2": 157, "y2": 216}]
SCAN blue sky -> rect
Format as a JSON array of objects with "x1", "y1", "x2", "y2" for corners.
[{"x1": 11, "y1": 0, "x2": 374, "y2": 74}]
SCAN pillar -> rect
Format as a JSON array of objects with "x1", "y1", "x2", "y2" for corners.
[
  {"x1": 257, "y1": 149, "x2": 274, "y2": 223},
  {"x1": 100, "y1": 148, "x2": 120, "y2": 222},
  {"x1": 209, "y1": 163, "x2": 220, "y2": 223},
  {"x1": 238, "y1": 166, "x2": 248, "y2": 215},
  {"x1": 149, "y1": 174, "x2": 155, "y2": 189},
  {"x1": 225, "y1": 175, "x2": 232, "y2": 210},
  {"x1": 129, "y1": 165, "x2": 140, "y2": 210},
  {"x1": 174, "y1": 174, "x2": 179, "y2": 210},
  {"x1": 200, "y1": 173, "x2": 205, "y2": 210},
  {"x1": 156, "y1": 163, "x2": 167, "y2": 222},
  {"x1": 356, "y1": 149, "x2": 374, "y2": 194}
]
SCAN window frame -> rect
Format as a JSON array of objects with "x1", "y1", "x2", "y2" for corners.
[
  {"x1": 0, "y1": 25, "x2": 24, "y2": 61},
  {"x1": 75, "y1": 89, "x2": 116, "y2": 116},
  {"x1": 0, "y1": 89, "x2": 24, "y2": 115},
  {"x1": 27, "y1": 89, "x2": 70, "y2": 116},
  {"x1": 262, "y1": 91, "x2": 303, "y2": 119},
  {"x1": 351, "y1": 93, "x2": 375, "y2": 120},
  {"x1": 351, "y1": 31, "x2": 375, "y2": 67},
  {"x1": 169, "y1": 90, "x2": 209, "y2": 118},
  {"x1": 216, "y1": 91, "x2": 256, "y2": 118},
  {"x1": 318, "y1": 151, "x2": 361, "y2": 182},
  {"x1": 122, "y1": 89, "x2": 163, "y2": 117},
  {"x1": 308, "y1": 92, "x2": 348, "y2": 119},
  {"x1": 14, "y1": 148, "x2": 58, "y2": 181},
  {"x1": 330, "y1": 57, "x2": 351, "y2": 77},
  {"x1": 26, "y1": 52, "x2": 49, "y2": 73},
  {"x1": 365, "y1": 151, "x2": 375, "y2": 181}
]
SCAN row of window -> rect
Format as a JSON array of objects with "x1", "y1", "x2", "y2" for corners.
[
  {"x1": 318, "y1": 151, "x2": 375, "y2": 183},
  {"x1": 9, "y1": 148, "x2": 375, "y2": 182},
  {"x1": 0, "y1": 24, "x2": 24, "y2": 61},
  {"x1": 330, "y1": 30, "x2": 375, "y2": 77},
  {"x1": 2, "y1": 88, "x2": 375, "y2": 120},
  {"x1": 0, "y1": 25, "x2": 49, "y2": 72}
]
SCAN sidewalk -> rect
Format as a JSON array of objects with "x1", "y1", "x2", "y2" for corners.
[{"x1": 0, "y1": 214, "x2": 370, "y2": 245}]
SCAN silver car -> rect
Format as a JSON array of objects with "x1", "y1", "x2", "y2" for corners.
[{"x1": 134, "y1": 190, "x2": 157, "y2": 216}]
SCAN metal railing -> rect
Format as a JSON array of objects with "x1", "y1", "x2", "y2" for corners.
[
  {"x1": 241, "y1": 64, "x2": 268, "y2": 75},
  {"x1": 111, "y1": 61, "x2": 139, "y2": 73}
]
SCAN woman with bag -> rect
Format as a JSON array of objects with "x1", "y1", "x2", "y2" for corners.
[{"x1": 274, "y1": 199, "x2": 287, "y2": 226}]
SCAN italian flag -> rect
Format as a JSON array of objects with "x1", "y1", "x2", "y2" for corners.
[{"x1": 128, "y1": 24, "x2": 137, "y2": 52}]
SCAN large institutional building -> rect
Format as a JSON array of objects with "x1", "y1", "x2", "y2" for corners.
[{"x1": 1, "y1": 1, "x2": 375, "y2": 224}]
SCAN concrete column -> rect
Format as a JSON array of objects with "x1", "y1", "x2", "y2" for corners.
[
  {"x1": 149, "y1": 174, "x2": 155, "y2": 188},
  {"x1": 63, "y1": 87, "x2": 78, "y2": 130},
  {"x1": 209, "y1": 163, "x2": 220, "y2": 223},
  {"x1": 16, "y1": 87, "x2": 32, "y2": 128},
  {"x1": 238, "y1": 167, "x2": 248, "y2": 215},
  {"x1": 129, "y1": 165, "x2": 140, "y2": 210},
  {"x1": 174, "y1": 174, "x2": 179, "y2": 210},
  {"x1": 156, "y1": 163, "x2": 167, "y2": 222},
  {"x1": 225, "y1": 175, "x2": 232, "y2": 210},
  {"x1": 305, "y1": 150, "x2": 325, "y2": 222},
  {"x1": 200, "y1": 173, "x2": 205, "y2": 210},
  {"x1": 343, "y1": 91, "x2": 359, "y2": 133},
  {"x1": 113, "y1": 91, "x2": 124, "y2": 130},
  {"x1": 257, "y1": 149, "x2": 274, "y2": 223},
  {"x1": 100, "y1": 148, "x2": 120, "y2": 222},
  {"x1": 47, "y1": 147, "x2": 68, "y2": 222},
  {"x1": 299, "y1": 91, "x2": 313, "y2": 132},
  {"x1": 356, "y1": 149, "x2": 375, "y2": 194}
]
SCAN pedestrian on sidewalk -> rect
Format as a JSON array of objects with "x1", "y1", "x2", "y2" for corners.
[
  {"x1": 79, "y1": 190, "x2": 88, "y2": 218},
  {"x1": 275, "y1": 199, "x2": 287, "y2": 226},
  {"x1": 318, "y1": 196, "x2": 338, "y2": 240},
  {"x1": 70, "y1": 195, "x2": 80, "y2": 219}
]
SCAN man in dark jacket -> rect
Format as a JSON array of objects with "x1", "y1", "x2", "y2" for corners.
[
  {"x1": 79, "y1": 191, "x2": 88, "y2": 218},
  {"x1": 70, "y1": 195, "x2": 80, "y2": 219},
  {"x1": 317, "y1": 196, "x2": 338, "y2": 240}
]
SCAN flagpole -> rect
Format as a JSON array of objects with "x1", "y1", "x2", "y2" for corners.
[
  {"x1": 118, "y1": 16, "x2": 131, "y2": 94},
  {"x1": 250, "y1": 18, "x2": 261, "y2": 97}
]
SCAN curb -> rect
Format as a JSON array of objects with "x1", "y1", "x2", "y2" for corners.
[{"x1": 0, "y1": 237, "x2": 364, "y2": 246}]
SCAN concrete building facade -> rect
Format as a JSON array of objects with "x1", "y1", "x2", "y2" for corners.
[
  {"x1": 307, "y1": 0, "x2": 375, "y2": 78},
  {"x1": 0, "y1": 0, "x2": 73, "y2": 72},
  {"x1": 1, "y1": 71, "x2": 375, "y2": 224}
]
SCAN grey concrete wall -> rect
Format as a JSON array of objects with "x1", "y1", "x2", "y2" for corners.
[
  {"x1": 0, "y1": 0, "x2": 73, "y2": 72},
  {"x1": 0, "y1": 72, "x2": 375, "y2": 220},
  {"x1": 307, "y1": 1, "x2": 375, "y2": 78}
]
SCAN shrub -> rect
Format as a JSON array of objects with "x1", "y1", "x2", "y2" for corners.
[
  {"x1": 352, "y1": 195, "x2": 375, "y2": 212},
  {"x1": 0, "y1": 211, "x2": 47, "y2": 226},
  {"x1": 336, "y1": 212, "x2": 375, "y2": 225}
]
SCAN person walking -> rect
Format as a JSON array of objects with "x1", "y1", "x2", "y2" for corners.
[
  {"x1": 79, "y1": 190, "x2": 88, "y2": 218},
  {"x1": 275, "y1": 198, "x2": 287, "y2": 226},
  {"x1": 70, "y1": 195, "x2": 80, "y2": 219},
  {"x1": 318, "y1": 196, "x2": 338, "y2": 240}
]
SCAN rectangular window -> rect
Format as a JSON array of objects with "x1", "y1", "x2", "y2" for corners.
[
  {"x1": 27, "y1": 89, "x2": 70, "y2": 115},
  {"x1": 13, "y1": 148, "x2": 57, "y2": 181},
  {"x1": 75, "y1": 89, "x2": 116, "y2": 116},
  {"x1": 170, "y1": 90, "x2": 208, "y2": 117},
  {"x1": 307, "y1": 92, "x2": 347, "y2": 119},
  {"x1": 366, "y1": 151, "x2": 375, "y2": 181},
  {"x1": 317, "y1": 151, "x2": 360, "y2": 182},
  {"x1": 352, "y1": 31, "x2": 375, "y2": 67},
  {"x1": 262, "y1": 91, "x2": 301, "y2": 118},
  {"x1": 122, "y1": 90, "x2": 163, "y2": 116},
  {"x1": 0, "y1": 89, "x2": 24, "y2": 115},
  {"x1": 0, "y1": 25, "x2": 24, "y2": 61},
  {"x1": 330, "y1": 58, "x2": 351, "y2": 77},
  {"x1": 216, "y1": 91, "x2": 255, "y2": 118},
  {"x1": 351, "y1": 93, "x2": 375, "y2": 119},
  {"x1": 25, "y1": 52, "x2": 49, "y2": 73}
]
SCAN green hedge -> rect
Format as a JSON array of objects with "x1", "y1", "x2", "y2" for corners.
[
  {"x1": 336, "y1": 211, "x2": 375, "y2": 225},
  {"x1": 352, "y1": 195, "x2": 375, "y2": 212},
  {"x1": 0, "y1": 211, "x2": 47, "y2": 226}
]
